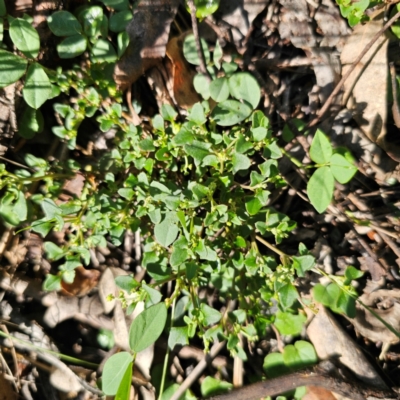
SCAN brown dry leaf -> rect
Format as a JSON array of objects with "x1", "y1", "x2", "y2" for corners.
[
  {"x1": 303, "y1": 385, "x2": 337, "y2": 400},
  {"x1": 166, "y1": 35, "x2": 200, "y2": 109},
  {"x1": 114, "y1": 0, "x2": 180, "y2": 90},
  {"x1": 340, "y1": 10, "x2": 400, "y2": 160},
  {"x1": 350, "y1": 288, "x2": 400, "y2": 348},
  {"x1": 60, "y1": 266, "x2": 100, "y2": 297},
  {"x1": 307, "y1": 306, "x2": 388, "y2": 391}
]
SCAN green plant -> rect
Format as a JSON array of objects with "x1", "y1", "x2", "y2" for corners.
[
  {"x1": 307, "y1": 130, "x2": 357, "y2": 213},
  {"x1": 313, "y1": 265, "x2": 364, "y2": 317},
  {"x1": 102, "y1": 303, "x2": 167, "y2": 396},
  {"x1": 0, "y1": 2, "x2": 365, "y2": 398}
]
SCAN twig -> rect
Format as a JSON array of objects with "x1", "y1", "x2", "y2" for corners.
[
  {"x1": 205, "y1": 361, "x2": 398, "y2": 400},
  {"x1": 307, "y1": 9, "x2": 400, "y2": 129},
  {"x1": 169, "y1": 341, "x2": 226, "y2": 400},
  {"x1": 186, "y1": 0, "x2": 212, "y2": 81}
]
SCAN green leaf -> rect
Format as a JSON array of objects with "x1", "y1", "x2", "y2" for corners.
[
  {"x1": 13, "y1": 191, "x2": 27, "y2": 222},
  {"x1": 201, "y1": 377, "x2": 232, "y2": 398},
  {"x1": 307, "y1": 166, "x2": 334, "y2": 213},
  {"x1": 22, "y1": 63, "x2": 51, "y2": 109},
  {"x1": 99, "y1": 0, "x2": 130, "y2": 10},
  {"x1": 251, "y1": 127, "x2": 268, "y2": 141},
  {"x1": 184, "y1": 140, "x2": 211, "y2": 165},
  {"x1": 31, "y1": 219, "x2": 53, "y2": 237},
  {"x1": 336, "y1": 290, "x2": 356, "y2": 317},
  {"x1": 274, "y1": 311, "x2": 306, "y2": 336},
  {"x1": 330, "y1": 153, "x2": 357, "y2": 184},
  {"x1": 19, "y1": 107, "x2": 44, "y2": 139},
  {"x1": 232, "y1": 152, "x2": 250, "y2": 174},
  {"x1": 154, "y1": 218, "x2": 179, "y2": 247},
  {"x1": 210, "y1": 77, "x2": 230, "y2": 102},
  {"x1": 44, "y1": 242, "x2": 64, "y2": 260},
  {"x1": 263, "y1": 352, "x2": 290, "y2": 379},
  {"x1": 115, "y1": 275, "x2": 139, "y2": 292},
  {"x1": 292, "y1": 255, "x2": 315, "y2": 277},
  {"x1": 245, "y1": 197, "x2": 262, "y2": 215},
  {"x1": 282, "y1": 341, "x2": 318, "y2": 369},
  {"x1": 0, "y1": 50, "x2": 28, "y2": 88},
  {"x1": 142, "y1": 283, "x2": 162, "y2": 305},
  {"x1": 212, "y1": 99, "x2": 252, "y2": 126},
  {"x1": 195, "y1": 239, "x2": 217, "y2": 261},
  {"x1": 200, "y1": 303, "x2": 221, "y2": 326},
  {"x1": 79, "y1": 6, "x2": 103, "y2": 38},
  {"x1": 344, "y1": 266, "x2": 363, "y2": 283},
  {"x1": 42, "y1": 198, "x2": 62, "y2": 219},
  {"x1": 0, "y1": 0, "x2": 6, "y2": 17},
  {"x1": 168, "y1": 326, "x2": 189, "y2": 349},
  {"x1": 57, "y1": 34, "x2": 87, "y2": 59},
  {"x1": 10, "y1": 18, "x2": 40, "y2": 59},
  {"x1": 190, "y1": 0, "x2": 220, "y2": 19},
  {"x1": 193, "y1": 74, "x2": 210, "y2": 99},
  {"x1": 114, "y1": 356, "x2": 132, "y2": 400},
  {"x1": 91, "y1": 39, "x2": 117, "y2": 63},
  {"x1": 188, "y1": 103, "x2": 206, "y2": 125},
  {"x1": 129, "y1": 302, "x2": 167, "y2": 353},
  {"x1": 118, "y1": 188, "x2": 134, "y2": 200},
  {"x1": 47, "y1": 11, "x2": 82, "y2": 36},
  {"x1": 309, "y1": 129, "x2": 332, "y2": 164},
  {"x1": 43, "y1": 274, "x2": 62, "y2": 291},
  {"x1": 117, "y1": 31, "x2": 129, "y2": 58},
  {"x1": 102, "y1": 352, "x2": 133, "y2": 395},
  {"x1": 183, "y1": 34, "x2": 210, "y2": 65},
  {"x1": 228, "y1": 72, "x2": 260, "y2": 109},
  {"x1": 109, "y1": 10, "x2": 133, "y2": 32},
  {"x1": 278, "y1": 283, "x2": 298, "y2": 309},
  {"x1": 170, "y1": 246, "x2": 189, "y2": 267},
  {"x1": 161, "y1": 104, "x2": 178, "y2": 122},
  {"x1": 312, "y1": 283, "x2": 340, "y2": 307},
  {"x1": 213, "y1": 39, "x2": 223, "y2": 69}
]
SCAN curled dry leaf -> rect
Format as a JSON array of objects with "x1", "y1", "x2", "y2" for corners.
[
  {"x1": 350, "y1": 288, "x2": 400, "y2": 348},
  {"x1": 60, "y1": 266, "x2": 101, "y2": 297},
  {"x1": 166, "y1": 34, "x2": 200, "y2": 109},
  {"x1": 114, "y1": 0, "x2": 180, "y2": 90}
]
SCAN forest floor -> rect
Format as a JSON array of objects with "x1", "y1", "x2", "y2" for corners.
[{"x1": 2, "y1": 0, "x2": 400, "y2": 399}]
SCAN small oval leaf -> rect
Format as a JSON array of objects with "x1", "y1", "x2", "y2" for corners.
[
  {"x1": 22, "y1": 63, "x2": 52, "y2": 109},
  {"x1": 102, "y1": 352, "x2": 133, "y2": 395},
  {"x1": 129, "y1": 302, "x2": 167, "y2": 353},
  {"x1": 307, "y1": 166, "x2": 334, "y2": 213},
  {"x1": 10, "y1": 18, "x2": 40, "y2": 58},
  {"x1": 47, "y1": 11, "x2": 82, "y2": 36}
]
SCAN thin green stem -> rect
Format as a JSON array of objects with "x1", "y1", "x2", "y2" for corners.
[
  {"x1": 255, "y1": 235, "x2": 286, "y2": 258},
  {"x1": 0, "y1": 329, "x2": 99, "y2": 368}
]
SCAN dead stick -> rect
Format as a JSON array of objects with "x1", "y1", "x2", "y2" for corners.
[
  {"x1": 307, "y1": 9, "x2": 400, "y2": 129},
  {"x1": 205, "y1": 363, "x2": 398, "y2": 400},
  {"x1": 187, "y1": 0, "x2": 212, "y2": 81}
]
